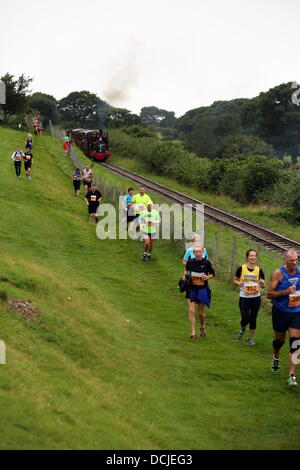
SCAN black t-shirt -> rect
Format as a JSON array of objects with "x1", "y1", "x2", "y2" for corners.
[
  {"x1": 186, "y1": 258, "x2": 215, "y2": 288},
  {"x1": 235, "y1": 266, "x2": 265, "y2": 279},
  {"x1": 24, "y1": 152, "x2": 33, "y2": 162},
  {"x1": 86, "y1": 190, "x2": 102, "y2": 204}
]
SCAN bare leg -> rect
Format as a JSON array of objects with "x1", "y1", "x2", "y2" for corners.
[
  {"x1": 188, "y1": 300, "x2": 196, "y2": 338},
  {"x1": 198, "y1": 303, "x2": 206, "y2": 337}
]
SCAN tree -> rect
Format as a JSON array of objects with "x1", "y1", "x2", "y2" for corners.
[
  {"x1": 106, "y1": 107, "x2": 141, "y2": 128},
  {"x1": 140, "y1": 106, "x2": 177, "y2": 127},
  {"x1": 176, "y1": 99, "x2": 248, "y2": 157},
  {"x1": 58, "y1": 91, "x2": 103, "y2": 128},
  {"x1": 214, "y1": 134, "x2": 274, "y2": 159},
  {"x1": 0, "y1": 73, "x2": 33, "y2": 121},
  {"x1": 241, "y1": 82, "x2": 300, "y2": 161},
  {"x1": 239, "y1": 156, "x2": 283, "y2": 203},
  {"x1": 27, "y1": 92, "x2": 58, "y2": 124}
]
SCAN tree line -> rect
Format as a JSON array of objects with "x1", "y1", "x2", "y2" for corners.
[
  {"x1": 176, "y1": 82, "x2": 300, "y2": 162},
  {"x1": 0, "y1": 73, "x2": 177, "y2": 136},
  {"x1": 1, "y1": 72, "x2": 300, "y2": 163}
]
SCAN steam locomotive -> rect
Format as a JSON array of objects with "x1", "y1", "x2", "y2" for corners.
[{"x1": 70, "y1": 129, "x2": 111, "y2": 161}]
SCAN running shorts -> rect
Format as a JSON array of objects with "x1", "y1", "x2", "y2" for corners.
[{"x1": 272, "y1": 304, "x2": 300, "y2": 332}]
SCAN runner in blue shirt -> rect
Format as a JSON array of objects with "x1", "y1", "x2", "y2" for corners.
[
  {"x1": 267, "y1": 249, "x2": 300, "y2": 386},
  {"x1": 182, "y1": 234, "x2": 208, "y2": 268},
  {"x1": 122, "y1": 187, "x2": 135, "y2": 230}
]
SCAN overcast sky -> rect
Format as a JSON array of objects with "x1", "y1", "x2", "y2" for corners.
[{"x1": 0, "y1": 0, "x2": 299, "y2": 117}]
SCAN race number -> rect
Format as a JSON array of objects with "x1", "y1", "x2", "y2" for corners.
[
  {"x1": 244, "y1": 282, "x2": 259, "y2": 296},
  {"x1": 288, "y1": 291, "x2": 300, "y2": 308},
  {"x1": 191, "y1": 271, "x2": 205, "y2": 286}
]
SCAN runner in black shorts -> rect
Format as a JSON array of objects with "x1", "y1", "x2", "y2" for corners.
[
  {"x1": 267, "y1": 249, "x2": 300, "y2": 386},
  {"x1": 82, "y1": 166, "x2": 94, "y2": 195},
  {"x1": 72, "y1": 168, "x2": 82, "y2": 196},
  {"x1": 85, "y1": 183, "x2": 102, "y2": 223},
  {"x1": 23, "y1": 147, "x2": 33, "y2": 180},
  {"x1": 11, "y1": 146, "x2": 24, "y2": 179}
]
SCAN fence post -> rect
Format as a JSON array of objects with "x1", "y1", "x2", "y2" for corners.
[
  {"x1": 214, "y1": 232, "x2": 220, "y2": 269},
  {"x1": 230, "y1": 236, "x2": 237, "y2": 280}
]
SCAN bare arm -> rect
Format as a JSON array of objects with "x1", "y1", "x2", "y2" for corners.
[
  {"x1": 233, "y1": 276, "x2": 243, "y2": 287},
  {"x1": 267, "y1": 269, "x2": 295, "y2": 299}
]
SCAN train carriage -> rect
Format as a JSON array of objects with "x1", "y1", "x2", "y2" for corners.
[{"x1": 70, "y1": 129, "x2": 111, "y2": 161}]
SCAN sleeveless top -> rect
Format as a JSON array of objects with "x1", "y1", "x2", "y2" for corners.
[
  {"x1": 274, "y1": 266, "x2": 300, "y2": 313},
  {"x1": 239, "y1": 264, "x2": 260, "y2": 298}
]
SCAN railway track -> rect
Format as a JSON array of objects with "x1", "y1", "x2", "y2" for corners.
[{"x1": 100, "y1": 161, "x2": 300, "y2": 254}]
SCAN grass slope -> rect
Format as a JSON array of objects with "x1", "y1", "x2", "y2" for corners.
[{"x1": 0, "y1": 128, "x2": 299, "y2": 450}]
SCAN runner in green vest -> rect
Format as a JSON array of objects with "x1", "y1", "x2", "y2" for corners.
[{"x1": 139, "y1": 203, "x2": 160, "y2": 261}]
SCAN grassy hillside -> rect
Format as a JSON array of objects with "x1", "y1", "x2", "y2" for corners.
[{"x1": 0, "y1": 128, "x2": 299, "y2": 450}]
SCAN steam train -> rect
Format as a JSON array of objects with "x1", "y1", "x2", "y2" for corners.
[{"x1": 70, "y1": 129, "x2": 111, "y2": 161}]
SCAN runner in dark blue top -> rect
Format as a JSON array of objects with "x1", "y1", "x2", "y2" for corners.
[
  {"x1": 23, "y1": 147, "x2": 33, "y2": 180},
  {"x1": 267, "y1": 249, "x2": 300, "y2": 386},
  {"x1": 184, "y1": 245, "x2": 215, "y2": 339}
]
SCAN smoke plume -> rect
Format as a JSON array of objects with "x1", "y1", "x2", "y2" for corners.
[{"x1": 102, "y1": 39, "x2": 141, "y2": 108}]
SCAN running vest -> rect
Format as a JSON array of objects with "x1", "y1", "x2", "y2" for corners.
[
  {"x1": 239, "y1": 264, "x2": 260, "y2": 298},
  {"x1": 13, "y1": 151, "x2": 23, "y2": 161},
  {"x1": 274, "y1": 266, "x2": 300, "y2": 313},
  {"x1": 83, "y1": 169, "x2": 92, "y2": 181},
  {"x1": 140, "y1": 209, "x2": 160, "y2": 234}
]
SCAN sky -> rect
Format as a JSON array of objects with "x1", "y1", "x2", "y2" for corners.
[{"x1": 0, "y1": 0, "x2": 300, "y2": 117}]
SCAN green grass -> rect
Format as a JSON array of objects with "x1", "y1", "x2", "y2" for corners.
[
  {"x1": 0, "y1": 128, "x2": 300, "y2": 450},
  {"x1": 110, "y1": 154, "x2": 300, "y2": 242}
]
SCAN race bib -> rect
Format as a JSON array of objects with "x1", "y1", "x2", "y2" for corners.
[
  {"x1": 147, "y1": 221, "x2": 152, "y2": 227},
  {"x1": 90, "y1": 195, "x2": 97, "y2": 202},
  {"x1": 26, "y1": 156, "x2": 31, "y2": 160},
  {"x1": 288, "y1": 291, "x2": 300, "y2": 308},
  {"x1": 244, "y1": 282, "x2": 259, "y2": 296},
  {"x1": 191, "y1": 272, "x2": 205, "y2": 286},
  {"x1": 137, "y1": 204, "x2": 145, "y2": 211}
]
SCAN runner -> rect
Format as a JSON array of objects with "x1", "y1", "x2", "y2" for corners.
[
  {"x1": 25, "y1": 133, "x2": 33, "y2": 150},
  {"x1": 139, "y1": 203, "x2": 160, "y2": 261},
  {"x1": 121, "y1": 187, "x2": 135, "y2": 230},
  {"x1": 23, "y1": 147, "x2": 33, "y2": 180},
  {"x1": 33, "y1": 117, "x2": 39, "y2": 135},
  {"x1": 82, "y1": 166, "x2": 94, "y2": 195},
  {"x1": 85, "y1": 183, "x2": 102, "y2": 223},
  {"x1": 184, "y1": 245, "x2": 215, "y2": 339},
  {"x1": 11, "y1": 146, "x2": 24, "y2": 179},
  {"x1": 233, "y1": 249, "x2": 265, "y2": 345},
  {"x1": 72, "y1": 168, "x2": 82, "y2": 196},
  {"x1": 129, "y1": 186, "x2": 153, "y2": 232},
  {"x1": 267, "y1": 249, "x2": 300, "y2": 386},
  {"x1": 182, "y1": 234, "x2": 208, "y2": 267},
  {"x1": 63, "y1": 134, "x2": 70, "y2": 156},
  {"x1": 38, "y1": 121, "x2": 43, "y2": 135}
]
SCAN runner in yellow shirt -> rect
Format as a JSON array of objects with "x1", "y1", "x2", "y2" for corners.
[
  {"x1": 129, "y1": 186, "x2": 153, "y2": 232},
  {"x1": 140, "y1": 203, "x2": 160, "y2": 261}
]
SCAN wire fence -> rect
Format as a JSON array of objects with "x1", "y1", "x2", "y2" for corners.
[{"x1": 48, "y1": 122, "x2": 280, "y2": 287}]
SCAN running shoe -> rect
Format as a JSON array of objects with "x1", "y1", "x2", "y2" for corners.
[
  {"x1": 237, "y1": 329, "x2": 245, "y2": 340},
  {"x1": 247, "y1": 338, "x2": 256, "y2": 345},
  {"x1": 142, "y1": 253, "x2": 147, "y2": 262},
  {"x1": 287, "y1": 375, "x2": 298, "y2": 386},
  {"x1": 147, "y1": 254, "x2": 151, "y2": 261},
  {"x1": 271, "y1": 355, "x2": 280, "y2": 372}
]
